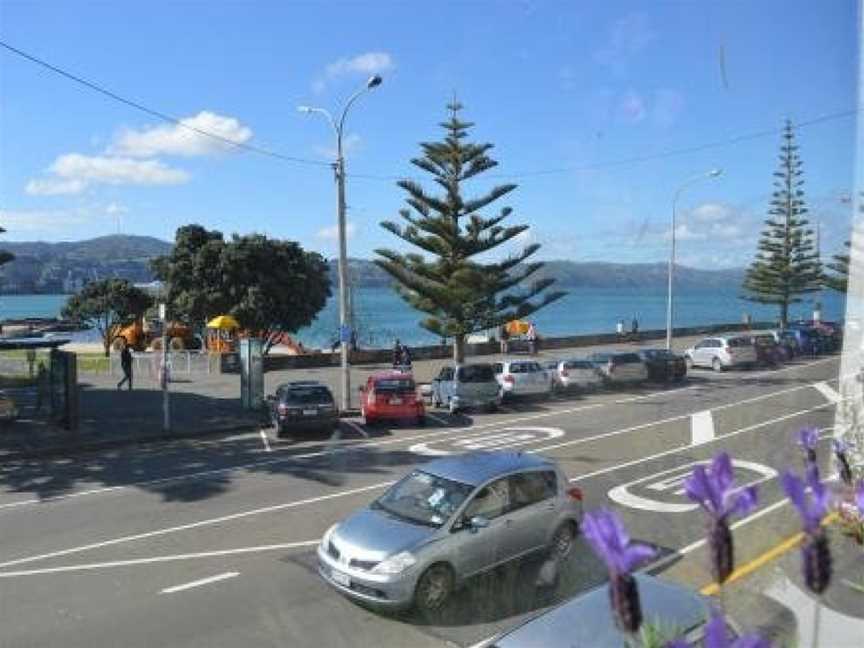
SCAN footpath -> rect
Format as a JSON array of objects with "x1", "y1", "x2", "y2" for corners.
[{"x1": 1, "y1": 332, "x2": 707, "y2": 460}]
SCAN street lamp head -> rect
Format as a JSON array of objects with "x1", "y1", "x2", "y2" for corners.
[
  {"x1": 297, "y1": 105, "x2": 313, "y2": 114},
  {"x1": 708, "y1": 168, "x2": 723, "y2": 178},
  {"x1": 366, "y1": 75, "x2": 383, "y2": 89}
]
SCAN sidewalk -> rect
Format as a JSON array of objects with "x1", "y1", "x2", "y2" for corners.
[{"x1": 1, "y1": 333, "x2": 709, "y2": 460}]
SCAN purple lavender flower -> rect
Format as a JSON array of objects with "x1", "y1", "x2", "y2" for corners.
[
  {"x1": 797, "y1": 427, "x2": 819, "y2": 466},
  {"x1": 666, "y1": 610, "x2": 770, "y2": 648},
  {"x1": 781, "y1": 469, "x2": 830, "y2": 535},
  {"x1": 684, "y1": 453, "x2": 758, "y2": 584},
  {"x1": 857, "y1": 481, "x2": 864, "y2": 514},
  {"x1": 582, "y1": 508, "x2": 656, "y2": 633},
  {"x1": 832, "y1": 438, "x2": 854, "y2": 486},
  {"x1": 782, "y1": 468, "x2": 833, "y2": 595}
]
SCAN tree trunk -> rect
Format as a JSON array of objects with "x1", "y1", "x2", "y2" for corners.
[
  {"x1": 453, "y1": 334, "x2": 465, "y2": 363},
  {"x1": 102, "y1": 334, "x2": 111, "y2": 358},
  {"x1": 780, "y1": 302, "x2": 788, "y2": 329}
]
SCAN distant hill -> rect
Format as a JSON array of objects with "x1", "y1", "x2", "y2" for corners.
[
  {"x1": 0, "y1": 234, "x2": 745, "y2": 294},
  {"x1": 0, "y1": 235, "x2": 171, "y2": 294}
]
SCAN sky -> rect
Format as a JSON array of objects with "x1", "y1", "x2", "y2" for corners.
[{"x1": 0, "y1": 0, "x2": 859, "y2": 269}]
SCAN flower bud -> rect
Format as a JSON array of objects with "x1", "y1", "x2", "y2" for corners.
[
  {"x1": 608, "y1": 573, "x2": 642, "y2": 634},
  {"x1": 709, "y1": 518, "x2": 734, "y2": 584},
  {"x1": 802, "y1": 532, "x2": 832, "y2": 595}
]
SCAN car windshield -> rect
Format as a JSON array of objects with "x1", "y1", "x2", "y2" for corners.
[
  {"x1": 283, "y1": 386, "x2": 333, "y2": 404},
  {"x1": 458, "y1": 364, "x2": 494, "y2": 382},
  {"x1": 373, "y1": 470, "x2": 474, "y2": 527},
  {"x1": 567, "y1": 360, "x2": 594, "y2": 369},
  {"x1": 727, "y1": 337, "x2": 752, "y2": 347},
  {"x1": 614, "y1": 353, "x2": 641, "y2": 363}
]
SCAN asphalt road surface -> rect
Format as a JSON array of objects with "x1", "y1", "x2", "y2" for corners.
[{"x1": 0, "y1": 355, "x2": 853, "y2": 648}]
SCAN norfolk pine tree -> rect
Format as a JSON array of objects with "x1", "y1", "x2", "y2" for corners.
[
  {"x1": 742, "y1": 121, "x2": 821, "y2": 326},
  {"x1": 375, "y1": 102, "x2": 565, "y2": 362}
]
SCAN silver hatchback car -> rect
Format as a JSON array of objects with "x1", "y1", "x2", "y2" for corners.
[{"x1": 317, "y1": 451, "x2": 584, "y2": 612}]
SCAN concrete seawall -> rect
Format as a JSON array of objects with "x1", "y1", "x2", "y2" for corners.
[{"x1": 217, "y1": 321, "x2": 773, "y2": 373}]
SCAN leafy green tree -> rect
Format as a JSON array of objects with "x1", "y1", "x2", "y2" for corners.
[
  {"x1": 153, "y1": 226, "x2": 331, "y2": 353},
  {"x1": 221, "y1": 233, "x2": 331, "y2": 353},
  {"x1": 742, "y1": 121, "x2": 821, "y2": 327},
  {"x1": 62, "y1": 278, "x2": 153, "y2": 356},
  {"x1": 0, "y1": 226, "x2": 15, "y2": 272},
  {"x1": 375, "y1": 102, "x2": 565, "y2": 362}
]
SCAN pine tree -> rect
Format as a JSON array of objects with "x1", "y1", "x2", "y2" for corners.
[
  {"x1": 375, "y1": 102, "x2": 565, "y2": 362},
  {"x1": 742, "y1": 120, "x2": 821, "y2": 326},
  {"x1": 824, "y1": 241, "x2": 849, "y2": 293}
]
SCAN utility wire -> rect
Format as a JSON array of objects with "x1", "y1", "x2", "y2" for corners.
[{"x1": 0, "y1": 40, "x2": 330, "y2": 168}]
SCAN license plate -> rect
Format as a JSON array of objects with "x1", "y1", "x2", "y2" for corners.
[
  {"x1": 389, "y1": 398, "x2": 402, "y2": 405},
  {"x1": 330, "y1": 568, "x2": 350, "y2": 587},
  {"x1": 302, "y1": 409, "x2": 317, "y2": 416}
]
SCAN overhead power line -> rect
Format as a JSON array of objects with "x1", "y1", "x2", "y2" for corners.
[
  {"x1": 0, "y1": 40, "x2": 330, "y2": 168},
  {"x1": 0, "y1": 40, "x2": 859, "y2": 182}
]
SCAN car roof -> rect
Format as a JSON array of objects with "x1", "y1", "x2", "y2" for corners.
[
  {"x1": 423, "y1": 451, "x2": 553, "y2": 486},
  {"x1": 490, "y1": 575, "x2": 708, "y2": 648},
  {"x1": 282, "y1": 380, "x2": 324, "y2": 388},
  {"x1": 369, "y1": 371, "x2": 413, "y2": 380}
]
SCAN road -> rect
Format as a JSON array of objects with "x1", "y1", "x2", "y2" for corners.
[{"x1": 0, "y1": 354, "x2": 854, "y2": 648}]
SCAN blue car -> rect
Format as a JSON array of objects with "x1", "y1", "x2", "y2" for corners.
[{"x1": 781, "y1": 327, "x2": 823, "y2": 355}]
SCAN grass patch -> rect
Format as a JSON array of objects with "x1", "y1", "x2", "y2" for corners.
[{"x1": 77, "y1": 355, "x2": 110, "y2": 372}]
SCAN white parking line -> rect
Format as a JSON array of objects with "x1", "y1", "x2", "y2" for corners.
[
  {"x1": 0, "y1": 356, "x2": 840, "y2": 513},
  {"x1": 813, "y1": 381, "x2": 842, "y2": 403},
  {"x1": 343, "y1": 420, "x2": 368, "y2": 439},
  {"x1": 0, "y1": 484, "x2": 392, "y2": 571},
  {"x1": 690, "y1": 410, "x2": 715, "y2": 445},
  {"x1": 259, "y1": 429, "x2": 272, "y2": 453},
  {"x1": 0, "y1": 542, "x2": 319, "y2": 578},
  {"x1": 160, "y1": 571, "x2": 239, "y2": 594}
]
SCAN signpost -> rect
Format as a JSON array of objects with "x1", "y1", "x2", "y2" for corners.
[
  {"x1": 159, "y1": 303, "x2": 170, "y2": 432},
  {"x1": 240, "y1": 338, "x2": 264, "y2": 410}
]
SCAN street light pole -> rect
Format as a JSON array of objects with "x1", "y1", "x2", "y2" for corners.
[
  {"x1": 666, "y1": 169, "x2": 723, "y2": 351},
  {"x1": 299, "y1": 75, "x2": 382, "y2": 412}
]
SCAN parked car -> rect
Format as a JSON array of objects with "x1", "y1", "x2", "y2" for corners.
[
  {"x1": 493, "y1": 359, "x2": 553, "y2": 399},
  {"x1": 587, "y1": 352, "x2": 648, "y2": 385},
  {"x1": 748, "y1": 332, "x2": 787, "y2": 366},
  {"x1": 544, "y1": 359, "x2": 603, "y2": 391},
  {"x1": 431, "y1": 363, "x2": 502, "y2": 414},
  {"x1": 781, "y1": 327, "x2": 823, "y2": 356},
  {"x1": 790, "y1": 321, "x2": 841, "y2": 353},
  {"x1": 360, "y1": 371, "x2": 425, "y2": 426},
  {"x1": 637, "y1": 349, "x2": 687, "y2": 382},
  {"x1": 266, "y1": 381, "x2": 338, "y2": 437},
  {"x1": 317, "y1": 451, "x2": 584, "y2": 612},
  {"x1": 754, "y1": 329, "x2": 796, "y2": 360},
  {"x1": 684, "y1": 335, "x2": 757, "y2": 371},
  {"x1": 483, "y1": 575, "x2": 718, "y2": 648}
]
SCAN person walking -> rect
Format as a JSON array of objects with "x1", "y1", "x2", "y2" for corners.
[
  {"x1": 400, "y1": 342, "x2": 413, "y2": 371},
  {"x1": 392, "y1": 339, "x2": 403, "y2": 369},
  {"x1": 527, "y1": 322, "x2": 538, "y2": 355},
  {"x1": 500, "y1": 324, "x2": 510, "y2": 354},
  {"x1": 117, "y1": 343, "x2": 133, "y2": 391},
  {"x1": 631, "y1": 316, "x2": 639, "y2": 339}
]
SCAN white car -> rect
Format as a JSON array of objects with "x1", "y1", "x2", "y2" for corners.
[
  {"x1": 545, "y1": 359, "x2": 603, "y2": 390},
  {"x1": 685, "y1": 335, "x2": 758, "y2": 371},
  {"x1": 587, "y1": 352, "x2": 649, "y2": 385},
  {"x1": 493, "y1": 359, "x2": 553, "y2": 399}
]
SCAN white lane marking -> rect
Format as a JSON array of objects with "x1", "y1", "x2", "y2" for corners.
[
  {"x1": 0, "y1": 542, "x2": 319, "y2": 578},
  {"x1": 410, "y1": 427, "x2": 564, "y2": 456},
  {"x1": 528, "y1": 413, "x2": 687, "y2": 454},
  {"x1": 608, "y1": 459, "x2": 776, "y2": 513},
  {"x1": 343, "y1": 420, "x2": 368, "y2": 439},
  {"x1": 0, "y1": 484, "x2": 391, "y2": 571},
  {"x1": 690, "y1": 410, "x2": 715, "y2": 445},
  {"x1": 813, "y1": 381, "x2": 841, "y2": 404},
  {"x1": 160, "y1": 571, "x2": 239, "y2": 594},
  {"x1": 425, "y1": 412, "x2": 449, "y2": 427},
  {"x1": 259, "y1": 429, "x2": 272, "y2": 453},
  {"x1": 569, "y1": 401, "x2": 837, "y2": 483},
  {"x1": 0, "y1": 356, "x2": 840, "y2": 513}
]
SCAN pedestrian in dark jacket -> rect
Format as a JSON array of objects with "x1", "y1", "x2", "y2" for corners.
[{"x1": 117, "y1": 344, "x2": 133, "y2": 391}]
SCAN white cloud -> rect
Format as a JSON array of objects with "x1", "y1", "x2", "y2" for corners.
[
  {"x1": 317, "y1": 222, "x2": 356, "y2": 240},
  {"x1": 325, "y1": 52, "x2": 393, "y2": 78},
  {"x1": 0, "y1": 207, "x2": 97, "y2": 234},
  {"x1": 26, "y1": 153, "x2": 189, "y2": 195},
  {"x1": 105, "y1": 202, "x2": 128, "y2": 216},
  {"x1": 315, "y1": 51, "x2": 394, "y2": 93},
  {"x1": 109, "y1": 111, "x2": 253, "y2": 158}
]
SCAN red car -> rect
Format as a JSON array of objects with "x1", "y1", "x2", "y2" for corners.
[{"x1": 360, "y1": 371, "x2": 425, "y2": 426}]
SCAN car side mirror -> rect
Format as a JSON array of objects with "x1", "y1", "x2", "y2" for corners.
[{"x1": 469, "y1": 515, "x2": 490, "y2": 532}]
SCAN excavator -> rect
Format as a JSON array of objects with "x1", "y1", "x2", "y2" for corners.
[{"x1": 111, "y1": 317, "x2": 199, "y2": 352}]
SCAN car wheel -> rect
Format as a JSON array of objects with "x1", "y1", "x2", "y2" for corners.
[
  {"x1": 485, "y1": 400, "x2": 498, "y2": 413},
  {"x1": 415, "y1": 415, "x2": 426, "y2": 427},
  {"x1": 712, "y1": 357, "x2": 724, "y2": 372},
  {"x1": 549, "y1": 521, "x2": 577, "y2": 560},
  {"x1": 414, "y1": 564, "x2": 454, "y2": 613}
]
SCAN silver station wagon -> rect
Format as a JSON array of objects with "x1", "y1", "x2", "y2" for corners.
[{"x1": 317, "y1": 451, "x2": 584, "y2": 612}]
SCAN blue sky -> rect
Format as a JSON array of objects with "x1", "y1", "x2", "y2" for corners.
[{"x1": 0, "y1": 0, "x2": 858, "y2": 268}]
